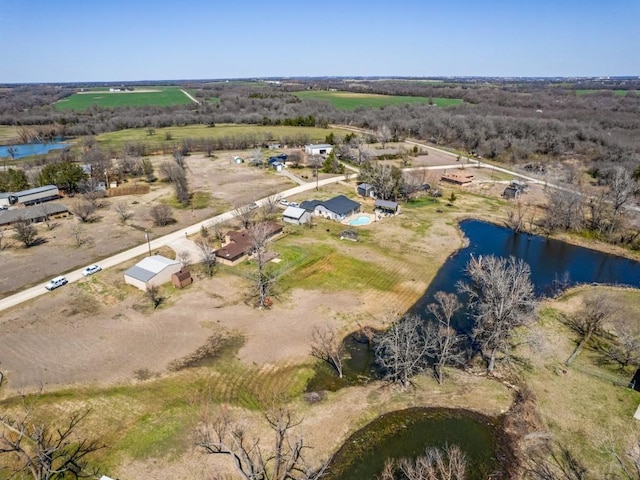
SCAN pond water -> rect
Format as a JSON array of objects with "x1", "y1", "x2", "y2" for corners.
[
  {"x1": 0, "y1": 142, "x2": 71, "y2": 159},
  {"x1": 412, "y1": 219, "x2": 640, "y2": 331},
  {"x1": 314, "y1": 219, "x2": 640, "y2": 479},
  {"x1": 325, "y1": 408, "x2": 504, "y2": 480}
]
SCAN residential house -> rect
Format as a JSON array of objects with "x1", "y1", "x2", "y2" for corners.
[
  {"x1": 441, "y1": 171, "x2": 474, "y2": 185},
  {"x1": 124, "y1": 255, "x2": 182, "y2": 291},
  {"x1": 300, "y1": 195, "x2": 360, "y2": 221},
  {"x1": 215, "y1": 222, "x2": 283, "y2": 266}
]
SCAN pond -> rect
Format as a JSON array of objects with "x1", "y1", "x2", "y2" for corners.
[
  {"x1": 324, "y1": 408, "x2": 506, "y2": 480},
  {"x1": 412, "y1": 219, "x2": 640, "y2": 331},
  {"x1": 0, "y1": 142, "x2": 71, "y2": 160}
]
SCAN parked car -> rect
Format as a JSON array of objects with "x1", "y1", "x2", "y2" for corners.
[
  {"x1": 45, "y1": 276, "x2": 68, "y2": 291},
  {"x1": 289, "y1": 202, "x2": 300, "y2": 208},
  {"x1": 280, "y1": 199, "x2": 289, "y2": 206},
  {"x1": 82, "y1": 264, "x2": 102, "y2": 276},
  {"x1": 248, "y1": 202, "x2": 259, "y2": 210}
]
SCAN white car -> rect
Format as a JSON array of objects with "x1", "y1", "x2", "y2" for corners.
[
  {"x1": 82, "y1": 264, "x2": 102, "y2": 276},
  {"x1": 45, "y1": 276, "x2": 68, "y2": 291},
  {"x1": 280, "y1": 199, "x2": 289, "y2": 206}
]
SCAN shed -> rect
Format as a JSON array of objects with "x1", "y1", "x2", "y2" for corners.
[
  {"x1": 375, "y1": 199, "x2": 400, "y2": 215},
  {"x1": 502, "y1": 186, "x2": 520, "y2": 200},
  {"x1": 171, "y1": 269, "x2": 192, "y2": 288},
  {"x1": 305, "y1": 144, "x2": 333, "y2": 156},
  {"x1": 357, "y1": 183, "x2": 376, "y2": 198},
  {"x1": 282, "y1": 206, "x2": 311, "y2": 225},
  {"x1": 124, "y1": 255, "x2": 182, "y2": 291}
]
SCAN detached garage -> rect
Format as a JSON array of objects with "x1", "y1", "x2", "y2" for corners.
[
  {"x1": 124, "y1": 255, "x2": 182, "y2": 291},
  {"x1": 282, "y1": 206, "x2": 311, "y2": 225}
]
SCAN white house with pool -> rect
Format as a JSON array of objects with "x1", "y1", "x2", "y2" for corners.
[{"x1": 300, "y1": 195, "x2": 360, "y2": 221}]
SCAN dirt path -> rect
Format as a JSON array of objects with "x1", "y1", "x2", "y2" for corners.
[{"x1": 180, "y1": 89, "x2": 200, "y2": 105}]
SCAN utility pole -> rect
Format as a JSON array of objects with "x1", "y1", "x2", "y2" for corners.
[{"x1": 145, "y1": 230, "x2": 151, "y2": 256}]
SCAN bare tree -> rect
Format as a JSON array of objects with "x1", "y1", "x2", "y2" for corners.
[
  {"x1": 234, "y1": 204, "x2": 256, "y2": 229},
  {"x1": 177, "y1": 250, "x2": 191, "y2": 267},
  {"x1": 525, "y1": 443, "x2": 589, "y2": 480},
  {"x1": 249, "y1": 222, "x2": 278, "y2": 308},
  {"x1": 605, "y1": 166, "x2": 638, "y2": 236},
  {"x1": 160, "y1": 160, "x2": 190, "y2": 206},
  {"x1": 150, "y1": 204, "x2": 174, "y2": 226},
  {"x1": 70, "y1": 199, "x2": 98, "y2": 223},
  {"x1": 600, "y1": 316, "x2": 640, "y2": 370},
  {"x1": 565, "y1": 293, "x2": 615, "y2": 366},
  {"x1": 457, "y1": 255, "x2": 537, "y2": 374},
  {"x1": 310, "y1": 326, "x2": 347, "y2": 378},
  {"x1": 13, "y1": 218, "x2": 38, "y2": 247},
  {"x1": 196, "y1": 238, "x2": 217, "y2": 277},
  {"x1": 605, "y1": 435, "x2": 640, "y2": 480},
  {"x1": 113, "y1": 201, "x2": 133, "y2": 225},
  {"x1": 260, "y1": 195, "x2": 281, "y2": 221},
  {"x1": 0, "y1": 401, "x2": 104, "y2": 480},
  {"x1": 374, "y1": 314, "x2": 430, "y2": 387},
  {"x1": 376, "y1": 124, "x2": 392, "y2": 148},
  {"x1": 146, "y1": 284, "x2": 162, "y2": 309},
  {"x1": 505, "y1": 201, "x2": 529, "y2": 234},
  {"x1": 195, "y1": 405, "x2": 328, "y2": 480},
  {"x1": 426, "y1": 291, "x2": 466, "y2": 384},
  {"x1": 379, "y1": 444, "x2": 467, "y2": 480},
  {"x1": 540, "y1": 189, "x2": 584, "y2": 235},
  {"x1": 72, "y1": 222, "x2": 89, "y2": 247},
  {"x1": 0, "y1": 229, "x2": 4, "y2": 250}
]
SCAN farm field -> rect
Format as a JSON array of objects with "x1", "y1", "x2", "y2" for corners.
[
  {"x1": 94, "y1": 124, "x2": 348, "y2": 151},
  {"x1": 574, "y1": 89, "x2": 638, "y2": 96},
  {"x1": 294, "y1": 91, "x2": 462, "y2": 110},
  {"x1": 54, "y1": 87, "x2": 195, "y2": 110}
]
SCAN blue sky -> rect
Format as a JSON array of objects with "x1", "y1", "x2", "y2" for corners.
[{"x1": 1, "y1": 0, "x2": 638, "y2": 83}]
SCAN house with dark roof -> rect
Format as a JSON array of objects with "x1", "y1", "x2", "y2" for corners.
[
  {"x1": 300, "y1": 195, "x2": 360, "y2": 221},
  {"x1": 215, "y1": 222, "x2": 283, "y2": 266}
]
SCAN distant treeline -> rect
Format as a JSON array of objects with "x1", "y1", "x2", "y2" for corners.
[{"x1": 1, "y1": 79, "x2": 639, "y2": 168}]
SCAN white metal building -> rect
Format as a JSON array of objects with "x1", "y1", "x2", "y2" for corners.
[
  {"x1": 124, "y1": 255, "x2": 182, "y2": 291},
  {"x1": 282, "y1": 206, "x2": 311, "y2": 225},
  {"x1": 304, "y1": 144, "x2": 333, "y2": 155}
]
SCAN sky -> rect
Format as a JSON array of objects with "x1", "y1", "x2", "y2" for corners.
[{"x1": 1, "y1": 0, "x2": 639, "y2": 83}]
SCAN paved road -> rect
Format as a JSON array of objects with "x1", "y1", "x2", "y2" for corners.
[{"x1": 0, "y1": 175, "x2": 345, "y2": 314}]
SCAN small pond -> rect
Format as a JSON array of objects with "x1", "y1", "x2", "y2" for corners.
[
  {"x1": 0, "y1": 142, "x2": 71, "y2": 160},
  {"x1": 325, "y1": 407, "x2": 506, "y2": 480}
]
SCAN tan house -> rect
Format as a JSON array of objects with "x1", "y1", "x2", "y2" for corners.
[
  {"x1": 124, "y1": 255, "x2": 182, "y2": 291},
  {"x1": 441, "y1": 171, "x2": 474, "y2": 185}
]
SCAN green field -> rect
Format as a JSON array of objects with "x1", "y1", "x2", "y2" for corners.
[
  {"x1": 95, "y1": 124, "x2": 348, "y2": 151},
  {"x1": 574, "y1": 89, "x2": 637, "y2": 96},
  {"x1": 294, "y1": 91, "x2": 462, "y2": 110},
  {"x1": 54, "y1": 87, "x2": 195, "y2": 110}
]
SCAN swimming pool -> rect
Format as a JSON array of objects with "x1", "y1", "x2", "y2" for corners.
[{"x1": 348, "y1": 215, "x2": 371, "y2": 226}]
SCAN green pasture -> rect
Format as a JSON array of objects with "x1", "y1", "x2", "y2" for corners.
[
  {"x1": 574, "y1": 89, "x2": 637, "y2": 96},
  {"x1": 95, "y1": 124, "x2": 348, "y2": 151},
  {"x1": 54, "y1": 87, "x2": 195, "y2": 111},
  {"x1": 294, "y1": 91, "x2": 462, "y2": 110}
]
